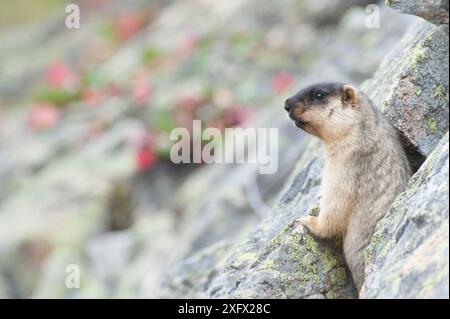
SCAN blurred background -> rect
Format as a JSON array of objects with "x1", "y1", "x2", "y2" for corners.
[{"x1": 0, "y1": 0, "x2": 416, "y2": 298}]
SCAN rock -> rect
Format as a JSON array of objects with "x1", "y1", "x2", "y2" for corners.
[
  {"x1": 300, "y1": 0, "x2": 374, "y2": 27},
  {"x1": 386, "y1": 0, "x2": 449, "y2": 25},
  {"x1": 195, "y1": 140, "x2": 356, "y2": 299},
  {"x1": 363, "y1": 21, "x2": 449, "y2": 170},
  {"x1": 362, "y1": 133, "x2": 449, "y2": 298},
  {"x1": 123, "y1": 109, "x2": 310, "y2": 298},
  {"x1": 116, "y1": 0, "x2": 449, "y2": 300},
  {"x1": 1, "y1": 0, "x2": 447, "y2": 299},
  {"x1": 152, "y1": 3, "x2": 416, "y2": 299},
  {"x1": 157, "y1": 240, "x2": 232, "y2": 298},
  {"x1": 30, "y1": 248, "x2": 106, "y2": 299},
  {"x1": 86, "y1": 233, "x2": 137, "y2": 291},
  {"x1": 205, "y1": 222, "x2": 355, "y2": 299},
  {"x1": 168, "y1": 110, "x2": 307, "y2": 254},
  {"x1": 302, "y1": 5, "x2": 415, "y2": 84}
]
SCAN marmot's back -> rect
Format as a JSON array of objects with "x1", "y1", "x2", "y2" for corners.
[{"x1": 343, "y1": 106, "x2": 411, "y2": 289}]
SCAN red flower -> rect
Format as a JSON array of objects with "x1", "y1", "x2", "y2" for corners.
[
  {"x1": 82, "y1": 89, "x2": 105, "y2": 107},
  {"x1": 271, "y1": 72, "x2": 294, "y2": 93},
  {"x1": 129, "y1": 129, "x2": 155, "y2": 147},
  {"x1": 115, "y1": 13, "x2": 143, "y2": 41},
  {"x1": 224, "y1": 106, "x2": 254, "y2": 127},
  {"x1": 132, "y1": 81, "x2": 153, "y2": 106},
  {"x1": 136, "y1": 146, "x2": 158, "y2": 171},
  {"x1": 179, "y1": 95, "x2": 202, "y2": 111},
  {"x1": 173, "y1": 110, "x2": 194, "y2": 131},
  {"x1": 179, "y1": 32, "x2": 199, "y2": 58},
  {"x1": 28, "y1": 103, "x2": 61, "y2": 130},
  {"x1": 107, "y1": 83, "x2": 124, "y2": 97},
  {"x1": 45, "y1": 61, "x2": 78, "y2": 89}
]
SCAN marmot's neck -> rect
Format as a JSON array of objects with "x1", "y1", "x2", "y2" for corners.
[
  {"x1": 324, "y1": 102, "x2": 381, "y2": 160},
  {"x1": 323, "y1": 123, "x2": 373, "y2": 160},
  {"x1": 324, "y1": 137, "x2": 355, "y2": 160},
  {"x1": 323, "y1": 128, "x2": 360, "y2": 157}
]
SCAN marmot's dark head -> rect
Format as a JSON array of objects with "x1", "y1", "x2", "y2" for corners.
[{"x1": 284, "y1": 82, "x2": 366, "y2": 142}]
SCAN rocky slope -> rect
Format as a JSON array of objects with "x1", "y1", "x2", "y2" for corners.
[
  {"x1": 156, "y1": 0, "x2": 449, "y2": 299},
  {"x1": 0, "y1": 0, "x2": 448, "y2": 299},
  {"x1": 362, "y1": 133, "x2": 449, "y2": 298}
]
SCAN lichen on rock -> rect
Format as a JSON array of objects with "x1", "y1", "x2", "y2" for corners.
[
  {"x1": 362, "y1": 133, "x2": 449, "y2": 298},
  {"x1": 363, "y1": 21, "x2": 449, "y2": 164},
  {"x1": 1, "y1": 0, "x2": 448, "y2": 300},
  {"x1": 386, "y1": 0, "x2": 449, "y2": 25},
  {"x1": 154, "y1": 2, "x2": 449, "y2": 300},
  {"x1": 184, "y1": 139, "x2": 357, "y2": 299}
]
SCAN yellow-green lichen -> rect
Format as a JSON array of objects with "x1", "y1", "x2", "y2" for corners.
[
  {"x1": 412, "y1": 45, "x2": 428, "y2": 74},
  {"x1": 265, "y1": 221, "x2": 350, "y2": 295},
  {"x1": 310, "y1": 205, "x2": 320, "y2": 217},
  {"x1": 230, "y1": 252, "x2": 259, "y2": 269},
  {"x1": 328, "y1": 267, "x2": 348, "y2": 287},
  {"x1": 427, "y1": 118, "x2": 438, "y2": 134},
  {"x1": 364, "y1": 225, "x2": 391, "y2": 266},
  {"x1": 413, "y1": 46, "x2": 427, "y2": 62},
  {"x1": 325, "y1": 290, "x2": 339, "y2": 299},
  {"x1": 279, "y1": 272, "x2": 295, "y2": 290},
  {"x1": 322, "y1": 247, "x2": 341, "y2": 274},
  {"x1": 260, "y1": 259, "x2": 277, "y2": 270},
  {"x1": 294, "y1": 250, "x2": 321, "y2": 285},
  {"x1": 303, "y1": 232, "x2": 320, "y2": 252},
  {"x1": 433, "y1": 85, "x2": 445, "y2": 99}
]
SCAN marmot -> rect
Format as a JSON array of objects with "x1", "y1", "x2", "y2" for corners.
[{"x1": 284, "y1": 82, "x2": 411, "y2": 291}]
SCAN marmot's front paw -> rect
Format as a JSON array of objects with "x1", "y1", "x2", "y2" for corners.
[{"x1": 292, "y1": 216, "x2": 315, "y2": 234}]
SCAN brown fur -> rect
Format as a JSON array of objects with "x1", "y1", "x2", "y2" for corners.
[{"x1": 285, "y1": 82, "x2": 411, "y2": 291}]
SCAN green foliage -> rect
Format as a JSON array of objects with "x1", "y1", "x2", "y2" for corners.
[
  {"x1": 84, "y1": 71, "x2": 108, "y2": 90},
  {"x1": 34, "y1": 88, "x2": 80, "y2": 107},
  {"x1": 0, "y1": 0, "x2": 67, "y2": 29},
  {"x1": 142, "y1": 48, "x2": 164, "y2": 64},
  {"x1": 152, "y1": 110, "x2": 177, "y2": 133}
]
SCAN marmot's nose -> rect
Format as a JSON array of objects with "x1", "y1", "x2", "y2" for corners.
[{"x1": 284, "y1": 98, "x2": 293, "y2": 112}]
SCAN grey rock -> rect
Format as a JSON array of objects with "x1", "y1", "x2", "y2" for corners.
[
  {"x1": 362, "y1": 133, "x2": 449, "y2": 299},
  {"x1": 200, "y1": 141, "x2": 356, "y2": 299},
  {"x1": 154, "y1": 4, "x2": 416, "y2": 299},
  {"x1": 300, "y1": 0, "x2": 374, "y2": 27},
  {"x1": 86, "y1": 233, "x2": 137, "y2": 289},
  {"x1": 128, "y1": 109, "x2": 311, "y2": 298},
  {"x1": 1, "y1": 0, "x2": 447, "y2": 300},
  {"x1": 363, "y1": 21, "x2": 449, "y2": 168},
  {"x1": 153, "y1": 135, "x2": 357, "y2": 299},
  {"x1": 157, "y1": 240, "x2": 232, "y2": 298},
  {"x1": 387, "y1": 0, "x2": 449, "y2": 25}
]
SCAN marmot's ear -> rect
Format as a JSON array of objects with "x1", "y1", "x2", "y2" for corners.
[{"x1": 342, "y1": 84, "x2": 359, "y2": 107}]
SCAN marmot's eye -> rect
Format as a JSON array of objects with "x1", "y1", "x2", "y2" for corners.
[{"x1": 312, "y1": 91, "x2": 326, "y2": 100}]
